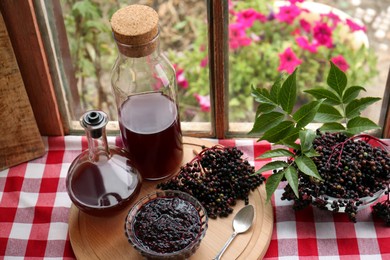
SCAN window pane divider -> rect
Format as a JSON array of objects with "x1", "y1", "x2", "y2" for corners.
[
  {"x1": 380, "y1": 66, "x2": 390, "y2": 138},
  {"x1": 208, "y1": 0, "x2": 228, "y2": 139}
]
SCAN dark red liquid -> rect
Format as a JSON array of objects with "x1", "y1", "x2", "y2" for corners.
[
  {"x1": 132, "y1": 196, "x2": 201, "y2": 253},
  {"x1": 67, "y1": 148, "x2": 141, "y2": 216},
  {"x1": 119, "y1": 92, "x2": 183, "y2": 180}
]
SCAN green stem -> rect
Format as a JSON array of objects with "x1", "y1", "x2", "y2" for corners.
[{"x1": 341, "y1": 103, "x2": 348, "y2": 125}]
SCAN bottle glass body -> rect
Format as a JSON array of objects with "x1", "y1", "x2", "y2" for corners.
[
  {"x1": 111, "y1": 37, "x2": 183, "y2": 180},
  {"x1": 66, "y1": 112, "x2": 141, "y2": 216}
]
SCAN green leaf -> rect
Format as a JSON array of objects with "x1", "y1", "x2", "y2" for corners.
[
  {"x1": 293, "y1": 100, "x2": 324, "y2": 128},
  {"x1": 257, "y1": 149, "x2": 294, "y2": 159},
  {"x1": 295, "y1": 155, "x2": 323, "y2": 180},
  {"x1": 279, "y1": 127, "x2": 300, "y2": 146},
  {"x1": 345, "y1": 97, "x2": 381, "y2": 119},
  {"x1": 72, "y1": 1, "x2": 100, "y2": 19},
  {"x1": 260, "y1": 121, "x2": 295, "y2": 143},
  {"x1": 270, "y1": 73, "x2": 284, "y2": 104},
  {"x1": 327, "y1": 61, "x2": 347, "y2": 97},
  {"x1": 255, "y1": 161, "x2": 289, "y2": 174},
  {"x1": 342, "y1": 86, "x2": 366, "y2": 104},
  {"x1": 314, "y1": 104, "x2": 343, "y2": 123},
  {"x1": 319, "y1": 122, "x2": 346, "y2": 132},
  {"x1": 251, "y1": 86, "x2": 276, "y2": 105},
  {"x1": 284, "y1": 166, "x2": 299, "y2": 198},
  {"x1": 280, "y1": 141, "x2": 300, "y2": 151},
  {"x1": 255, "y1": 103, "x2": 276, "y2": 117},
  {"x1": 265, "y1": 170, "x2": 285, "y2": 202},
  {"x1": 174, "y1": 20, "x2": 187, "y2": 30},
  {"x1": 346, "y1": 116, "x2": 380, "y2": 134},
  {"x1": 279, "y1": 69, "x2": 297, "y2": 114},
  {"x1": 259, "y1": 88, "x2": 272, "y2": 99},
  {"x1": 299, "y1": 129, "x2": 316, "y2": 153},
  {"x1": 304, "y1": 148, "x2": 320, "y2": 157},
  {"x1": 250, "y1": 112, "x2": 285, "y2": 134},
  {"x1": 85, "y1": 20, "x2": 108, "y2": 32},
  {"x1": 304, "y1": 88, "x2": 341, "y2": 105}
]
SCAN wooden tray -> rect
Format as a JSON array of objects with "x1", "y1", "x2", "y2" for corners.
[{"x1": 68, "y1": 137, "x2": 273, "y2": 259}]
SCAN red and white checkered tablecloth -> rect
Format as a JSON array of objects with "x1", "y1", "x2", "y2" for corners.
[{"x1": 0, "y1": 136, "x2": 389, "y2": 259}]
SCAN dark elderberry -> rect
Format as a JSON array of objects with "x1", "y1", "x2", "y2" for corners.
[
  {"x1": 373, "y1": 188, "x2": 390, "y2": 226},
  {"x1": 282, "y1": 132, "x2": 390, "y2": 223},
  {"x1": 157, "y1": 145, "x2": 265, "y2": 219}
]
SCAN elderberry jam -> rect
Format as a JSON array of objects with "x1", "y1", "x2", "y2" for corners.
[{"x1": 125, "y1": 190, "x2": 208, "y2": 259}]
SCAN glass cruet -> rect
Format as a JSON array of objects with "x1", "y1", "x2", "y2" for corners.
[
  {"x1": 110, "y1": 4, "x2": 183, "y2": 180},
  {"x1": 66, "y1": 110, "x2": 141, "y2": 216}
]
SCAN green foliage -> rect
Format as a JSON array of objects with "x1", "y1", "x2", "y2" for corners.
[
  {"x1": 251, "y1": 61, "x2": 380, "y2": 202},
  {"x1": 265, "y1": 170, "x2": 285, "y2": 201},
  {"x1": 257, "y1": 149, "x2": 294, "y2": 159},
  {"x1": 279, "y1": 69, "x2": 297, "y2": 114},
  {"x1": 284, "y1": 166, "x2": 299, "y2": 197},
  {"x1": 62, "y1": 0, "x2": 119, "y2": 116},
  {"x1": 249, "y1": 111, "x2": 284, "y2": 134},
  {"x1": 167, "y1": 0, "x2": 378, "y2": 122},
  {"x1": 62, "y1": 0, "x2": 379, "y2": 123}
]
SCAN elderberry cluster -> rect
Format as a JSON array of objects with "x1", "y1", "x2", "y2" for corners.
[
  {"x1": 281, "y1": 131, "x2": 390, "y2": 223},
  {"x1": 373, "y1": 190, "x2": 390, "y2": 226},
  {"x1": 157, "y1": 146, "x2": 265, "y2": 219}
]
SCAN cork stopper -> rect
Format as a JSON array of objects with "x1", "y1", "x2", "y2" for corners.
[{"x1": 110, "y1": 4, "x2": 159, "y2": 57}]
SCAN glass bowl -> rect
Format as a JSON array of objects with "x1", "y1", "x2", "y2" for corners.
[
  {"x1": 125, "y1": 190, "x2": 208, "y2": 260},
  {"x1": 310, "y1": 135, "x2": 389, "y2": 213},
  {"x1": 312, "y1": 189, "x2": 386, "y2": 212}
]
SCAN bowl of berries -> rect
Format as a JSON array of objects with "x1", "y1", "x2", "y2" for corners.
[
  {"x1": 251, "y1": 61, "x2": 389, "y2": 224},
  {"x1": 281, "y1": 132, "x2": 389, "y2": 222},
  {"x1": 124, "y1": 190, "x2": 208, "y2": 260}
]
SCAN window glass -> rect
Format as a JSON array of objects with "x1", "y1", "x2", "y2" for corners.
[
  {"x1": 60, "y1": 0, "x2": 210, "y2": 126},
  {"x1": 228, "y1": 0, "x2": 388, "y2": 133}
]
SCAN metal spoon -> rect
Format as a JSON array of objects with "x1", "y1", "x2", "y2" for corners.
[{"x1": 212, "y1": 204, "x2": 255, "y2": 260}]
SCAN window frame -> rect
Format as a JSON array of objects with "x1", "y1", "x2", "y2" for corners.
[{"x1": 1, "y1": 0, "x2": 389, "y2": 138}]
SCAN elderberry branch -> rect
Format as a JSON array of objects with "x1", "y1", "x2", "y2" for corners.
[{"x1": 157, "y1": 146, "x2": 266, "y2": 219}]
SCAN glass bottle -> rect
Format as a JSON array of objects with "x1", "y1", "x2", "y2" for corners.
[
  {"x1": 66, "y1": 110, "x2": 141, "y2": 216},
  {"x1": 110, "y1": 4, "x2": 183, "y2": 180}
]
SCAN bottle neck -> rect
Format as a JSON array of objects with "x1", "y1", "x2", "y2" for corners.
[
  {"x1": 118, "y1": 44, "x2": 161, "y2": 61},
  {"x1": 114, "y1": 32, "x2": 160, "y2": 58},
  {"x1": 86, "y1": 128, "x2": 110, "y2": 162}
]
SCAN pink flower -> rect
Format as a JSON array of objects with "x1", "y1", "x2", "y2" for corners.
[
  {"x1": 275, "y1": 4, "x2": 301, "y2": 24},
  {"x1": 296, "y1": 36, "x2": 317, "y2": 53},
  {"x1": 313, "y1": 22, "x2": 333, "y2": 48},
  {"x1": 175, "y1": 67, "x2": 189, "y2": 89},
  {"x1": 346, "y1": 18, "x2": 366, "y2": 32},
  {"x1": 228, "y1": 0, "x2": 236, "y2": 15},
  {"x1": 321, "y1": 12, "x2": 341, "y2": 29},
  {"x1": 229, "y1": 23, "x2": 251, "y2": 49},
  {"x1": 289, "y1": 0, "x2": 305, "y2": 4},
  {"x1": 236, "y1": 9, "x2": 267, "y2": 28},
  {"x1": 291, "y1": 28, "x2": 301, "y2": 36},
  {"x1": 200, "y1": 57, "x2": 208, "y2": 68},
  {"x1": 299, "y1": 19, "x2": 311, "y2": 33},
  {"x1": 250, "y1": 32, "x2": 261, "y2": 42},
  {"x1": 331, "y1": 55, "x2": 349, "y2": 72},
  {"x1": 194, "y1": 94, "x2": 210, "y2": 112},
  {"x1": 278, "y1": 47, "x2": 302, "y2": 74},
  {"x1": 152, "y1": 79, "x2": 162, "y2": 90}
]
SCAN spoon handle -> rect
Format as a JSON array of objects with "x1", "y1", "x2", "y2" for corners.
[{"x1": 212, "y1": 231, "x2": 238, "y2": 260}]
